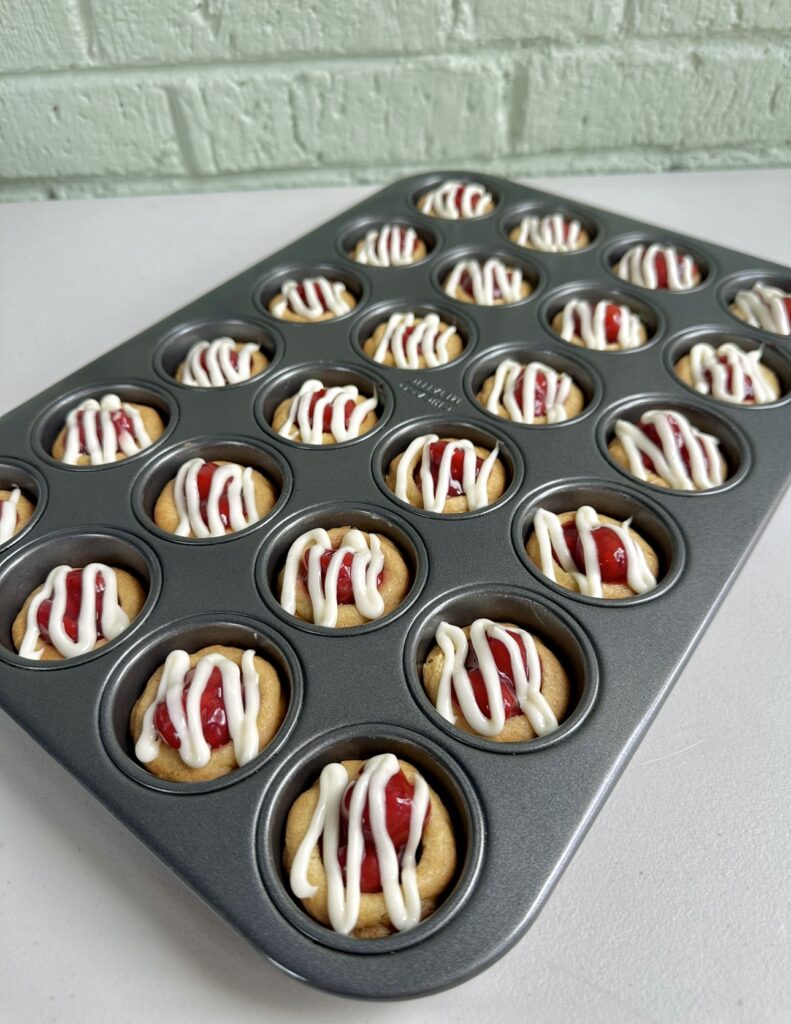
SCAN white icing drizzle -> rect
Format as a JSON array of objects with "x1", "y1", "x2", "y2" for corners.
[
  {"x1": 0, "y1": 486, "x2": 21, "y2": 543},
  {"x1": 371, "y1": 312, "x2": 458, "y2": 369},
  {"x1": 270, "y1": 277, "x2": 353, "y2": 320},
  {"x1": 135, "y1": 649, "x2": 261, "y2": 769},
  {"x1": 513, "y1": 213, "x2": 583, "y2": 253},
  {"x1": 533, "y1": 506, "x2": 656, "y2": 598},
  {"x1": 19, "y1": 563, "x2": 130, "y2": 660},
  {"x1": 277, "y1": 379, "x2": 378, "y2": 444},
  {"x1": 485, "y1": 359, "x2": 573, "y2": 424},
  {"x1": 418, "y1": 180, "x2": 492, "y2": 220},
  {"x1": 433, "y1": 619, "x2": 558, "y2": 737},
  {"x1": 688, "y1": 342, "x2": 778, "y2": 405},
  {"x1": 395, "y1": 434, "x2": 499, "y2": 512},
  {"x1": 354, "y1": 225, "x2": 419, "y2": 267},
  {"x1": 280, "y1": 528, "x2": 385, "y2": 627},
  {"x1": 61, "y1": 394, "x2": 153, "y2": 466},
  {"x1": 559, "y1": 298, "x2": 645, "y2": 350},
  {"x1": 180, "y1": 338, "x2": 260, "y2": 387},
  {"x1": 289, "y1": 753, "x2": 430, "y2": 935},
  {"x1": 732, "y1": 283, "x2": 791, "y2": 336},
  {"x1": 614, "y1": 409, "x2": 725, "y2": 491},
  {"x1": 172, "y1": 457, "x2": 259, "y2": 538},
  {"x1": 616, "y1": 243, "x2": 698, "y2": 291},
  {"x1": 444, "y1": 258, "x2": 524, "y2": 305}
]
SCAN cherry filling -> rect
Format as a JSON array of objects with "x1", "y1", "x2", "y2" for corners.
[
  {"x1": 783, "y1": 297, "x2": 791, "y2": 319},
  {"x1": 650, "y1": 251, "x2": 697, "y2": 289},
  {"x1": 453, "y1": 185, "x2": 480, "y2": 214},
  {"x1": 36, "y1": 568, "x2": 105, "y2": 645},
  {"x1": 381, "y1": 226, "x2": 415, "y2": 255},
  {"x1": 513, "y1": 369, "x2": 548, "y2": 416},
  {"x1": 637, "y1": 415, "x2": 708, "y2": 476},
  {"x1": 199, "y1": 348, "x2": 238, "y2": 372},
  {"x1": 307, "y1": 388, "x2": 354, "y2": 432},
  {"x1": 76, "y1": 407, "x2": 134, "y2": 455},
  {"x1": 456, "y1": 630, "x2": 529, "y2": 719},
  {"x1": 561, "y1": 523, "x2": 629, "y2": 584},
  {"x1": 299, "y1": 546, "x2": 384, "y2": 605},
  {"x1": 414, "y1": 440, "x2": 483, "y2": 497},
  {"x1": 704, "y1": 357, "x2": 755, "y2": 400},
  {"x1": 336, "y1": 770, "x2": 429, "y2": 893},
  {"x1": 573, "y1": 303, "x2": 622, "y2": 344},
  {"x1": 153, "y1": 665, "x2": 238, "y2": 750},
  {"x1": 195, "y1": 461, "x2": 247, "y2": 529},
  {"x1": 293, "y1": 281, "x2": 332, "y2": 312},
  {"x1": 458, "y1": 267, "x2": 508, "y2": 300}
]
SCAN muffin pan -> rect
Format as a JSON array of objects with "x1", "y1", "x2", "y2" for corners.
[{"x1": 1, "y1": 171, "x2": 790, "y2": 998}]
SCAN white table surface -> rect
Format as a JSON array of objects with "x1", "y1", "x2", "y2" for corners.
[{"x1": 0, "y1": 169, "x2": 789, "y2": 1024}]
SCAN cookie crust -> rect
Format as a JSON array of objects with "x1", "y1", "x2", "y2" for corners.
[
  {"x1": 526, "y1": 510, "x2": 660, "y2": 599},
  {"x1": 153, "y1": 461, "x2": 278, "y2": 537},
  {"x1": 385, "y1": 439, "x2": 507, "y2": 514},
  {"x1": 508, "y1": 224, "x2": 590, "y2": 252},
  {"x1": 175, "y1": 344, "x2": 269, "y2": 384},
  {"x1": 278, "y1": 526, "x2": 411, "y2": 627},
  {"x1": 550, "y1": 310, "x2": 648, "y2": 350},
  {"x1": 130, "y1": 643, "x2": 287, "y2": 783},
  {"x1": 283, "y1": 758, "x2": 457, "y2": 939},
  {"x1": 267, "y1": 287, "x2": 357, "y2": 323},
  {"x1": 12, "y1": 566, "x2": 146, "y2": 661},
  {"x1": 361, "y1": 317, "x2": 464, "y2": 369},
  {"x1": 271, "y1": 392, "x2": 378, "y2": 445},
  {"x1": 51, "y1": 402, "x2": 165, "y2": 465},
  {"x1": 476, "y1": 372, "x2": 585, "y2": 424},
  {"x1": 0, "y1": 488, "x2": 35, "y2": 541},
  {"x1": 607, "y1": 436, "x2": 728, "y2": 491},
  {"x1": 422, "y1": 622, "x2": 571, "y2": 742},
  {"x1": 673, "y1": 353, "x2": 780, "y2": 403}
]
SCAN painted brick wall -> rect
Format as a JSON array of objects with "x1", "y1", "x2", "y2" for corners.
[{"x1": 1, "y1": 0, "x2": 789, "y2": 201}]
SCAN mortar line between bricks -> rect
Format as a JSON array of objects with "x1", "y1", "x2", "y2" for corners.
[
  {"x1": 1, "y1": 31, "x2": 791, "y2": 83},
  {"x1": 3, "y1": 144, "x2": 791, "y2": 201}
]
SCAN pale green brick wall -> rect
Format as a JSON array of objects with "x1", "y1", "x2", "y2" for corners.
[{"x1": 0, "y1": 0, "x2": 789, "y2": 201}]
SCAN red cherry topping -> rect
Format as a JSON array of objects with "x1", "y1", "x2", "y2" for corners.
[
  {"x1": 199, "y1": 348, "x2": 238, "y2": 373},
  {"x1": 76, "y1": 407, "x2": 134, "y2": 455},
  {"x1": 300, "y1": 546, "x2": 384, "y2": 605},
  {"x1": 295, "y1": 281, "x2": 331, "y2": 312},
  {"x1": 337, "y1": 840, "x2": 385, "y2": 893},
  {"x1": 571, "y1": 303, "x2": 622, "y2": 344},
  {"x1": 381, "y1": 226, "x2": 415, "y2": 254},
  {"x1": 415, "y1": 441, "x2": 483, "y2": 497},
  {"x1": 153, "y1": 665, "x2": 237, "y2": 750},
  {"x1": 342, "y1": 770, "x2": 423, "y2": 849},
  {"x1": 561, "y1": 523, "x2": 629, "y2": 584},
  {"x1": 195, "y1": 461, "x2": 241, "y2": 529},
  {"x1": 37, "y1": 568, "x2": 105, "y2": 645},
  {"x1": 514, "y1": 368, "x2": 548, "y2": 416},
  {"x1": 307, "y1": 388, "x2": 354, "y2": 432},
  {"x1": 637, "y1": 415, "x2": 707, "y2": 475},
  {"x1": 453, "y1": 185, "x2": 479, "y2": 213},
  {"x1": 458, "y1": 630, "x2": 527, "y2": 719},
  {"x1": 458, "y1": 267, "x2": 504, "y2": 300},
  {"x1": 653, "y1": 251, "x2": 669, "y2": 289},
  {"x1": 783, "y1": 297, "x2": 791, "y2": 319},
  {"x1": 704, "y1": 357, "x2": 755, "y2": 401}
]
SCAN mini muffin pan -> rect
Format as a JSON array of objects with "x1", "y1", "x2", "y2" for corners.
[{"x1": 1, "y1": 172, "x2": 790, "y2": 999}]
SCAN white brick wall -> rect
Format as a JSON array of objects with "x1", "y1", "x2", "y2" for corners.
[{"x1": 0, "y1": 0, "x2": 789, "y2": 200}]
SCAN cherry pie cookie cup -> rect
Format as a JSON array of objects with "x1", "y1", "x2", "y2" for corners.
[
  {"x1": 526, "y1": 507, "x2": 659, "y2": 600},
  {"x1": 0, "y1": 487, "x2": 35, "y2": 544},
  {"x1": 12, "y1": 563, "x2": 145, "y2": 662},
  {"x1": 422, "y1": 619, "x2": 570, "y2": 743},
  {"x1": 443, "y1": 257, "x2": 530, "y2": 306},
  {"x1": 608, "y1": 409, "x2": 728, "y2": 491},
  {"x1": 52, "y1": 393, "x2": 165, "y2": 466},
  {"x1": 418, "y1": 180, "x2": 494, "y2": 220},
  {"x1": 613, "y1": 243, "x2": 701, "y2": 291},
  {"x1": 130, "y1": 643, "x2": 286, "y2": 784},
  {"x1": 385, "y1": 435, "x2": 507, "y2": 514},
  {"x1": 728, "y1": 282, "x2": 791, "y2": 337},
  {"x1": 673, "y1": 342, "x2": 781, "y2": 406},
  {"x1": 476, "y1": 360, "x2": 585, "y2": 425},
  {"x1": 284, "y1": 755, "x2": 457, "y2": 938},
  {"x1": 268, "y1": 276, "x2": 357, "y2": 323},
  {"x1": 175, "y1": 337, "x2": 269, "y2": 387},
  {"x1": 551, "y1": 298, "x2": 648, "y2": 351},
  {"x1": 350, "y1": 225, "x2": 428, "y2": 267},
  {"x1": 362, "y1": 312, "x2": 464, "y2": 370},
  {"x1": 509, "y1": 213, "x2": 590, "y2": 253},
  {"x1": 271, "y1": 380, "x2": 378, "y2": 445},
  {"x1": 277, "y1": 526, "x2": 410, "y2": 628},
  {"x1": 153, "y1": 458, "x2": 277, "y2": 539}
]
